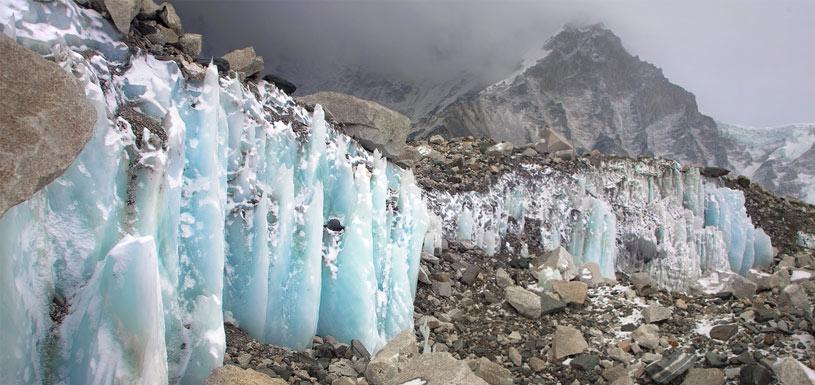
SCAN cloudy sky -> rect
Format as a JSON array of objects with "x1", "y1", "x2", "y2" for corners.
[{"x1": 172, "y1": 0, "x2": 815, "y2": 127}]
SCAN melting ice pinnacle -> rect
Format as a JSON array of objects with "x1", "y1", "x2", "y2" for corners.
[{"x1": 0, "y1": 1, "x2": 428, "y2": 384}]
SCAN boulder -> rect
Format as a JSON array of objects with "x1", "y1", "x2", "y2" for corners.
[
  {"x1": 495, "y1": 268, "x2": 514, "y2": 288},
  {"x1": 629, "y1": 272, "x2": 654, "y2": 293},
  {"x1": 779, "y1": 284, "x2": 812, "y2": 316},
  {"x1": 176, "y1": 33, "x2": 202, "y2": 57},
  {"x1": 740, "y1": 364, "x2": 774, "y2": 385},
  {"x1": 222, "y1": 47, "x2": 264, "y2": 79},
  {"x1": 709, "y1": 324, "x2": 738, "y2": 341},
  {"x1": 428, "y1": 134, "x2": 446, "y2": 145},
  {"x1": 365, "y1": 329, "x2": 418, "y2": 385},
  {"x1": 540, "y1": 292, "x2": 566, "y2": 315},
  {"x1": 205, "y1": 365, "x2": 287, "y2": 385},
  {"x1": 504, "y1": 285, "x2": 541, "y2": 319},
  {"x1": 469, "y1": 357, "x2": 514, "y2": 385},
  {"x1": 387, "y1": 352, "x2": 489, "y2": 385},
  {"x1": 537, "y1": 127, "x2": 573, "y2": 153},
  {"x1": 540, "y1": 246, "x2": 579, "y2": 281},
  {"x1": 731, "y1": 274, "x2": 757, "y2": 299},
  {"x1": 748, "y1": 269, "x2": 790, "y2": 291},
  {"x1": 157, "y1": 2, "x2": 183, "y2": 33},
  {"x1": 642, "y1": 305, "x2": 672, "y2": 323},
  {"x1": 485, "y1": 142, "x2": 514, "y2": 157},
  {"x1": 262, "y1": 74, "x2": 297, "y2": 95},
  {"x1": 645, "y1": 351, "x2": 694, "y2": 384},
  {"x1": 552, "y1": 281, "x2": 588, "y2": 305},
  {"x1": 632, "y1": 324, "x2": 660, "y2": 350},
  {"x1": 103, "y1": 0, "x2": 140, "y2": 33},
  {"x1": 144, "y1": 23, "x2": 178, "y2": 45},
  {"x1": 700, "y1": 167, "x2": 730, "y2": 178},
  {"x1": 298, "y1": 92, "x2": 411, "y2": 161},
  {"x1": 0, "y1": 35, "x2": 96, "y2": 216},
  {"x1": 773, "y1": 357, "x2": 815, "y2": 385},
  {"x1": 137, "y1": 0, "x2": 161, "y2": 18},
  {"x1": 552, "y1": 325, "x2": 588, "y2": 360}
]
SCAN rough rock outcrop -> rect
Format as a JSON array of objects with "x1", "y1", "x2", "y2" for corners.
[
  {"x1": 298, "y1": 91, "x2": 411, "y2": 161},
  {"x1": 0, "y1": 34, "x2": 96, "y2": 216},
  {"x1": 205, "y1": 365, "x2": 287, "y2": 385},
  {"x1": 222, "y1": 47, "x2": 264, "y2": 79}
]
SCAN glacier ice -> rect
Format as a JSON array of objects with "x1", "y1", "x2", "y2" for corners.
[
  {"x1": 0, "y1": 1, "x2": 428, "y2": 384},
  {"x1": 424, "y1": 159, "x2": 771, "y2": 291}
]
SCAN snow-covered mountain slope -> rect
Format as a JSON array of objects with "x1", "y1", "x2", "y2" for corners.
[
  {"x1": 719, "y1": 122, "x2": 815, "y2": 204},
  {"x1": 413, "y1": 23, "x2": 731, "y2": 169}
]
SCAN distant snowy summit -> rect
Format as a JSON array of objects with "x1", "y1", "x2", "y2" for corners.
[{"x1": 719, "y1": 122, "x2": 815, "y2": 204}]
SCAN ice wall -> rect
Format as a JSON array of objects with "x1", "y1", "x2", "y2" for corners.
[
  {"x1": 424, "y1": 159, "x2": 771, "y2": 291},
  {"x1": 0, "y1": 1, "x2": 428, "y2": 384}
]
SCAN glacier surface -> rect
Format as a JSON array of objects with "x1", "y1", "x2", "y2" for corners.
[
  {"x1": 0, "y1": 1, "x2": 427, "y2": 384},
  {"x1": 423, "y1": 158, "x2": 773, "y2": 291}
]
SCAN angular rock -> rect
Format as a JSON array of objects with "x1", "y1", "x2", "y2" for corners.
[
  {"x1": 540, "y1": 292, "x2": 566, "y2": 315},
  {"x1": 731, "y1": 274, "x2": 758, "y2": 299},
  {"x1": 432, "y1": 280, "x2": 452, "y2": 297},
  {"x1": 642, "y1": 305, "x2": 672, "y2": 323},
  {"x1": 681, "y1": 368, "x2": 725, "y2": 385},
  {"x1": 177, "y1": 33, "x2": 202, "y2": 57},
  {"x1": 485, "y1": 142, "x2": 514, "y2": 157},
  {"x1": 709, "y1": 324, "x2": 738, "y2": 341},
  {"x1": 469, "y1": 357, "x2": 513, "y2": 385},
  {"x1": 262, "y1": 74, "x2": 297, "y2": 95},
  {"x1": 630, "y1": 272, "x2": 654, "y2": 293},
  {"x1": 205, "y1": 365, "x2": 287, "y2": 385},
  {"x1": 504, "y1": 285, "x2": 541, "y2": 319},
  {"x1": 632, "y1": 324, "x2": 660, "y2": 350},
  {"x1": 508, "y1": 346, "x2": 522, "y2": 367},
  {"x1": 645, "y1": 351, "x2": 694, "y2": 384},
  {"x1": 0, "y1": 34, "x2": 96, "y2": 216},
  {"x1": 461, "y1": 264, "x2": 481, "y2": 285},
  {"x1": 552, "y1": 281, "x2": 588, "y2": 305},
  {"x1": 700, "y1": 167, "x2": 730, "y2": 178},
  {"x1": 387, "y1": 352, "x2": 489, "y2": 385},
  {"x1": 298, "y1": 92, "x2": 411, "y2": 161},
  {"x1": 145, "y1": 23, "x2": 178, "y2": 45},
  {"x1": 540, "y1": 246, "x2": 578, "y2": 281},
  {"x1": 536, "y1": 127, "x2": 573, "y2": 154},
  {"x1": 351, "y1": 339, "x2": 371, "y2": 360},
  {"x1": 748, "y1": 269, "x2": 790, "y2": 291},
  {"x1": 365, "y1": 329, "x2": 418, "y2": 385},
  {"x1": 779, "y1": 284, "x2": 812, "y2": 316},
  {"x1": 495, "y1": 268, "x2": 514, "y2": 288},
  {"x1": 528, "y1": 357, "x2": 547, "y2": 373},
  {"x1": 773, "y1": 357, "x2": 815, "y2": 385},
  {"x1": 138, "y1": 0, "x2": 161, "y2": 19},
  {"x1": 571, "y1": 353, "x2": 600, "y2": 371},
  {"x1": 158, "y1": 2, "x2": 183, "y2": 33},
  {"x1": 104, "y1": 0, "x2": 140, "y2": 33},
  {"x1": 552, "y1": 325, "x2": 588, "y2": 360},
  {"x1": 579, "y1": 262, "x2": 604, "y2": 286},
  {"x1": 740, "y1": 364, "x2": 774, "y2": 385},
  {"x1": 222, "y1": 47, "x2": 264, "y2": 79}
]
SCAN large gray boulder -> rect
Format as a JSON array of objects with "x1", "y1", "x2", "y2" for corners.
[
  {"x1": 103, "y1": 0, "x2": 141, "y2": 33},
  {"x1": 298, "y1": 92, "x2": 411, "y2": 162},
  {"x1": 222, "y1": 47, "x2": 264, "y2": 79},
  {"x1": 0, "y1": 35, "x2": 96, "y2": 216},
  {"x1": 365, "y1": 329, "x2": 418, "y2": 385},
  {"x1": 205, "y1": 365, "x2": 287, "y2": 385},
  {"x1": 386, "y1": 352, "x2": 488, "y2": 385}
]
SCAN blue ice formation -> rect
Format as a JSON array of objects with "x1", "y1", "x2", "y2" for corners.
[
  {"x1": 0, "y1": 1, "x2": 428, "y2": 384},
  {"x1": 704, "y1": 187, "x2": 774, "y2": 275},
  {"x1": 423, "y1": 159, "x2": 772, "y2": 290}
]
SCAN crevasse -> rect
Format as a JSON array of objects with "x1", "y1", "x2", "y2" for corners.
[{"x1": 0, "y1": 1, "x2": 428, "y2": 384}]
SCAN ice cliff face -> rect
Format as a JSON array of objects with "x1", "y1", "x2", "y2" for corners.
[
  {"x1": 0, "y1": 1, "x2": 427, "y2": 384},
  {"x1": 413, "y1": 24, "x2": 731, "y2": 169},
  {"x1": 420, "y1": 154, "x2": 772, "y2": 292},
  {"x1": 719, "y1": 122, "x2": 815, "y2": 204}
]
